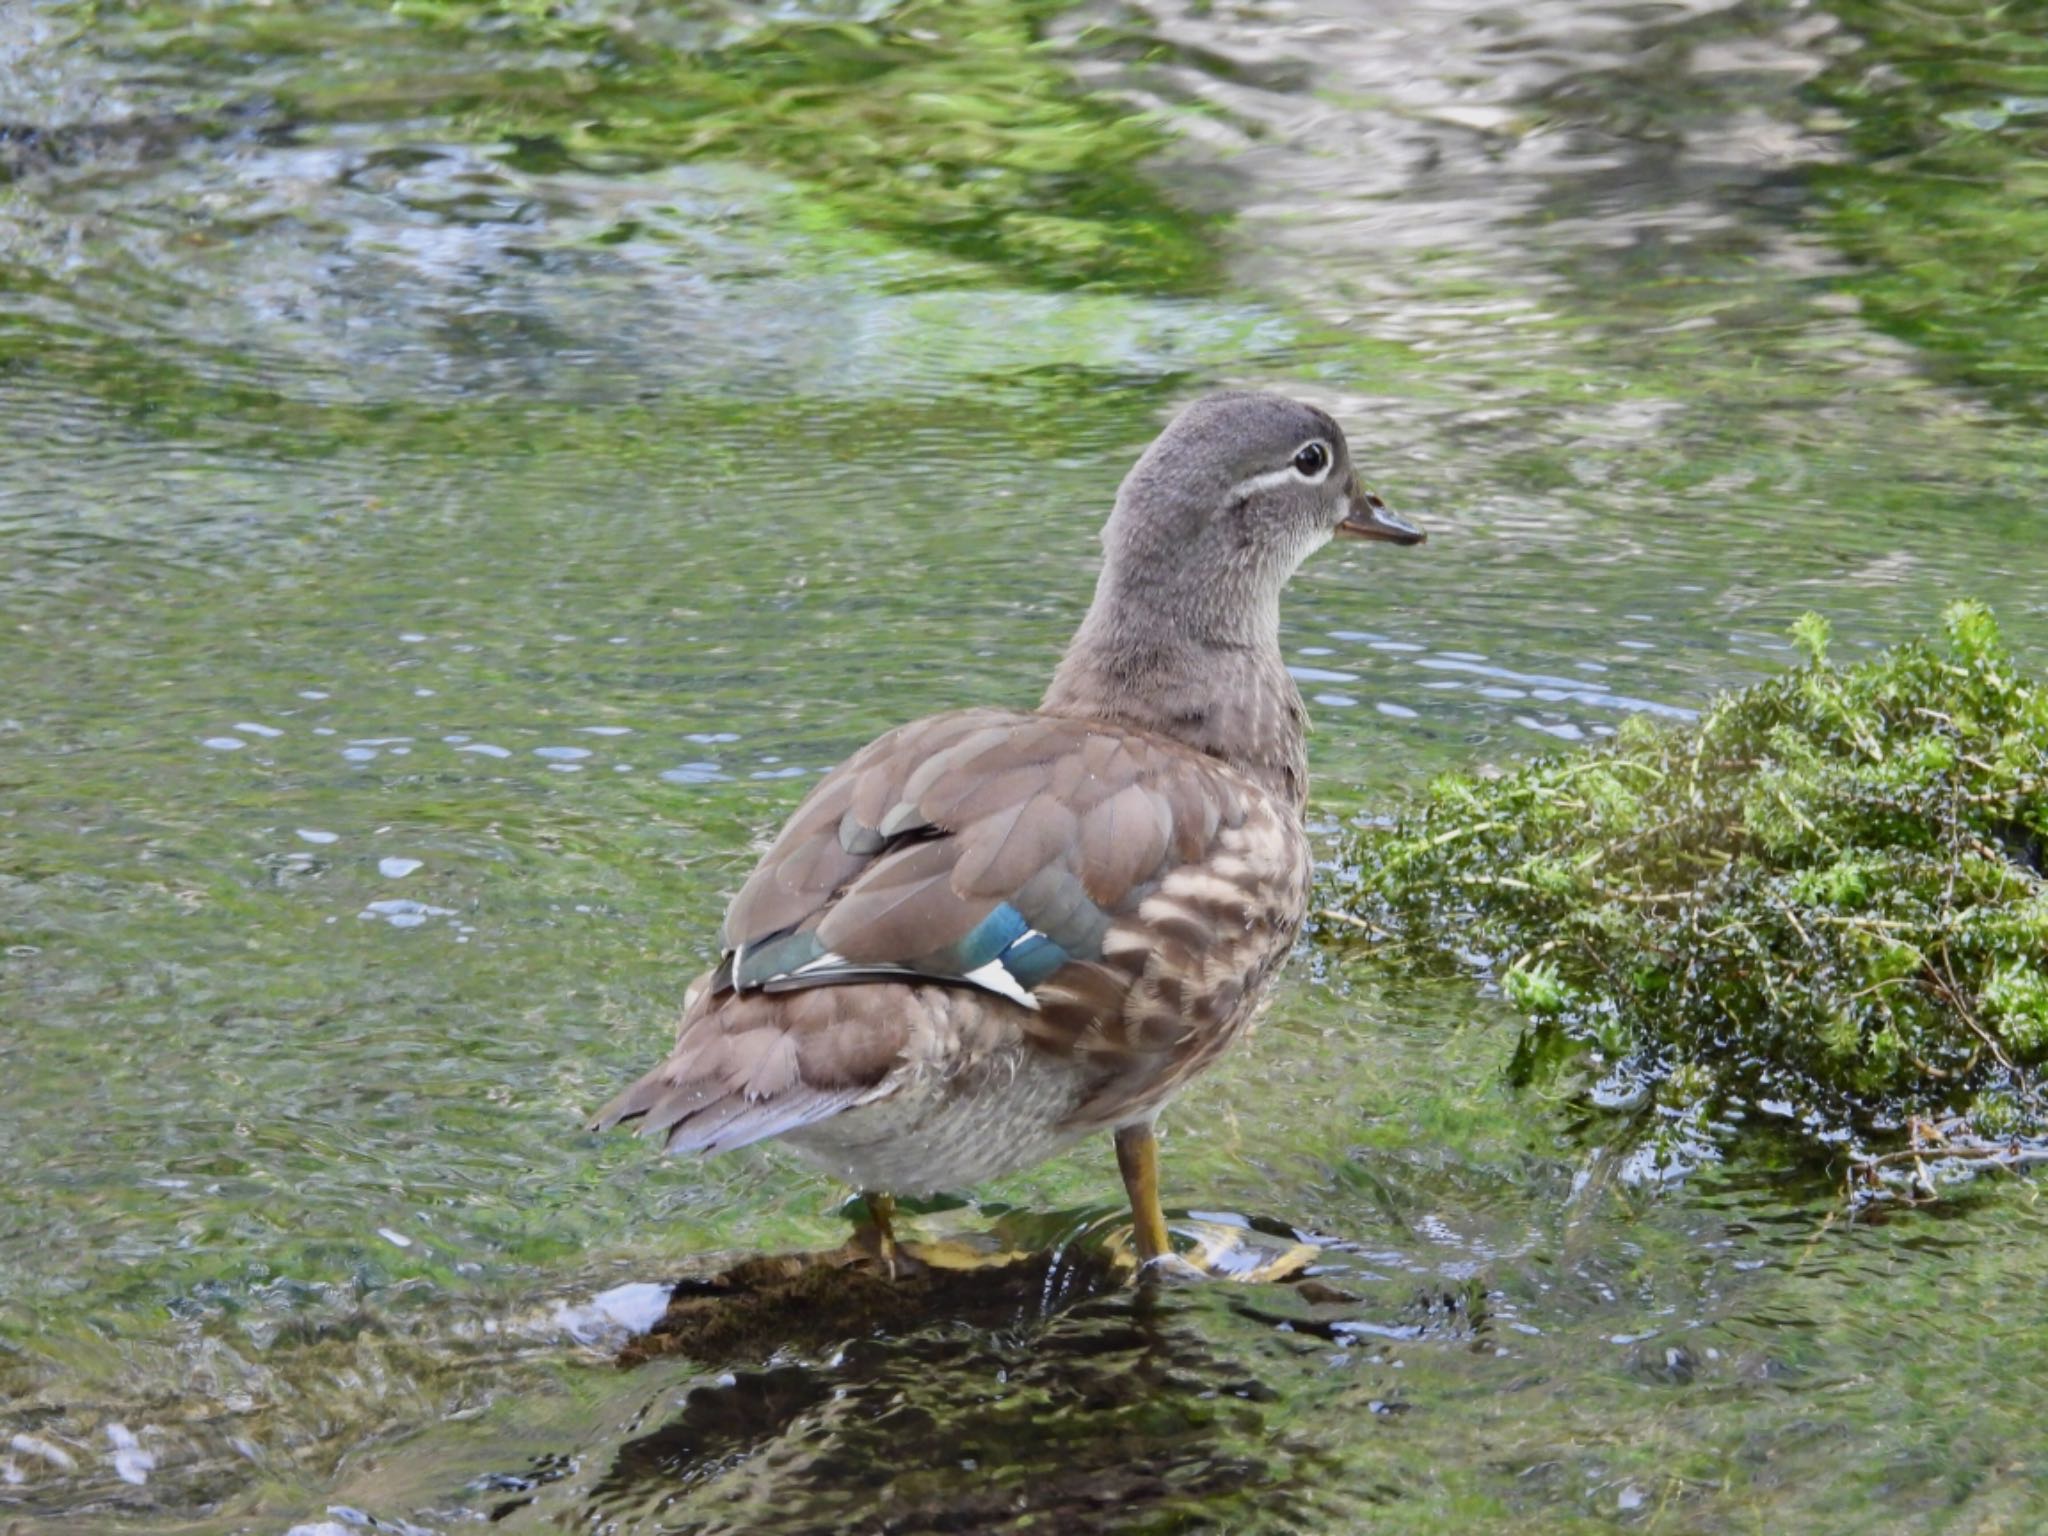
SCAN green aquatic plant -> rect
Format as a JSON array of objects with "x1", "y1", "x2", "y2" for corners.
[
  {"x1": 1329, "y1": 603, "x2": 2048, "y2": 1197},
  {"x1": 73, "y1": 0, "x2": 1218, "y2": 291},
  {"x1": 1812, "y1": 0, "x2": 2048, "y2": 414}
]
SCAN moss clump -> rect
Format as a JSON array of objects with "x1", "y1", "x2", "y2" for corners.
[{"x1": 1331, "y1": 603, "x2": 2048, "y2": 1197}]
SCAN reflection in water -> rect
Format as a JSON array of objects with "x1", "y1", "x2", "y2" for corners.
[
  {"x1": 579, "y1": 1292, "x2": 1313, "y2": 1535},
  {"x1": 483, "y1": 1211, "x2": 1481, "y2": 1534}
]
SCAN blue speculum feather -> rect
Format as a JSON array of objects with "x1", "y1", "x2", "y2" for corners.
[
  {"x1": 931, "y1": 905, "x2": 1075, "y2": 990},
  {"x1": 914, "y1": 903, "x2": 1029, "y2": 976},
  {"x1": 732, "y1": 902, "x2": 1077, "y2": 998},
  {"x1": 998, "y1": 931, "x2": 1070, "y2": 987}
]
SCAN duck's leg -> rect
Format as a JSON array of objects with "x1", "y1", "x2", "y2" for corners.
[
  {"x1": 850, "y1": 1190, "x2": 903, "y2": 1274},
  {"x1": 1114, "y1": 1121, "x2": 1173, "y2": 1264},
  {"x1": 1114, "y1": 1123, "x2": 1321, "y2": 1284}
]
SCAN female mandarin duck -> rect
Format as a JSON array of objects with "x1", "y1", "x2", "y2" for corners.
[{"x1": 592, "y1": 392, "x2": 1423, "y2": 1268}]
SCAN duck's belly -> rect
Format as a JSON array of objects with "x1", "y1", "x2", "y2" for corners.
[{"x1": 781, "y1": 1046, "x2": 1099, "y2": 1195}]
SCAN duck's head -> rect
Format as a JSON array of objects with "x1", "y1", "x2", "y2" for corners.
[{"x1": 1098, "y1": 391, "x2": 1423, "y2": 628}]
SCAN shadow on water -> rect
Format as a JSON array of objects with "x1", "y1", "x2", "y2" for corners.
[
  {"x1": 579, "y1": 1291, "x2": 1314, "y2": 1534},
  {"x1": 486, "y1": 1208, "x2": 1477, "y2": 1534}
]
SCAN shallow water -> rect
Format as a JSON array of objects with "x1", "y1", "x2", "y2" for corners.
[{"x1": 3, "y1": 0, "x2": 2045, "y2": 1530}]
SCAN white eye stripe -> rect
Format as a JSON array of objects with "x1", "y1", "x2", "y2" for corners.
[
  {"x1": 1229, "y1": 466, "x2": 1303, "y2": 498},
  {"x1": 1227, "y1": 439, "x2": 1334, "y2": 500}
]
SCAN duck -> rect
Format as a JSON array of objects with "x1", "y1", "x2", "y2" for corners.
[{"x1": 591, "y1": 391, "x2": 1424, "y2": 1270}]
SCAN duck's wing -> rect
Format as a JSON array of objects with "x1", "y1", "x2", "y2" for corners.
[{"x1": 590, "y1": 707, "x2": 1307, "y2": 1151}]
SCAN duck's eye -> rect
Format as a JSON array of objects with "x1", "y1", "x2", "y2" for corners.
[{"x1": 1292, "y1": 441, "x2": 1330, "y2": 479}]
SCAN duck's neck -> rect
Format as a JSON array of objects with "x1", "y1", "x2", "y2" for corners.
[{"x1": 1040, "y1": 561, "x2": 1309, "y2": 811}]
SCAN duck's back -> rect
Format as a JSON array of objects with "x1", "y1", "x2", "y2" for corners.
[{"x1": 592, "y1": 707, "x2": 1309, "y2": 1177}]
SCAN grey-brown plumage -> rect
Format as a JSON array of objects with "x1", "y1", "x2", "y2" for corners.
[{"x1": 591, "y1": 390, "x2": 1424, "y2": 1250}]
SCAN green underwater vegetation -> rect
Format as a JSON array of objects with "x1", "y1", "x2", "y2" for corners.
[
  {"x1": 70, "y1": 0, "x2": 1217, "y2": 291},
  {"x1": 1331, "y1": 604, "x2": 2048, "y2": 1198},
  {"x1": 1815, "y1": 0, "x2": 2048, "y2": 413}
]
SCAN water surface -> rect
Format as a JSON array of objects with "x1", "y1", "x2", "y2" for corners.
[{"x1": 3, "y1": 0, "x2": 2045, "y2": 1530}]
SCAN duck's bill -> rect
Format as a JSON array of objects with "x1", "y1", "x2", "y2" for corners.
[{"x1": 1337, "y1": 485, "x2": 1426, "y2": 545}]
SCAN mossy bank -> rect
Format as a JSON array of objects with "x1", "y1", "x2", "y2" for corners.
[{"x1": 1329, "y1": 604, "x2": 2048, "y2": 1199}]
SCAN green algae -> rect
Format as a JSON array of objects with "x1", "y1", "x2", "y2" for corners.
[
  {"x1": 65, "y1": 0, "x2": 1218, "y2": 292},
  {"x1": 1332, "y1": 603, "x2": 2048, "y2": 1194},
  {"x1": 1813, "y1": 0, "x2": 2048, "y2": 415}
]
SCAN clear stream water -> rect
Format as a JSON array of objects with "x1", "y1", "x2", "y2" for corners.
[{"x1": 3, "y1": 0, "x2": 2046, "y2": 1531}]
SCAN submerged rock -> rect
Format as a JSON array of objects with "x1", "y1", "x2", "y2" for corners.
[
  {"x1": 620, "y1": 1248, "x2": 1123, "y2": 1368},
  {"x1": 619, "y1": 1214, "x2": 1318, "y2": 1367}
]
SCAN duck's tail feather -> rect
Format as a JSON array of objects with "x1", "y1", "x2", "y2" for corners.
[{"x1": 588, "y1": 1066, "x2": 869, "y2": 1156}]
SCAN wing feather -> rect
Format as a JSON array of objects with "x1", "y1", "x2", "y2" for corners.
[
  {"x1": 719, "y1": 709, "x2": 1278, "y2": 1003},
  {"x1": 592, "y1": 706, "x2": 1308, "y2": 1162}
]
